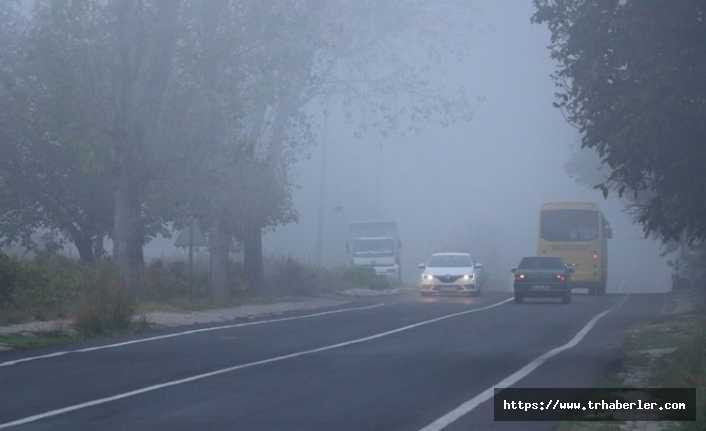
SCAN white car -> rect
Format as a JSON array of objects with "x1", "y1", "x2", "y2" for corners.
[{"x1": 418, "y1": 252, "x2": 484, "y2": 296}]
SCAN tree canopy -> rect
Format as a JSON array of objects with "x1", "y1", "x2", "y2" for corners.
[
  {"x1": 533, "y1": 0, "x2": 706, "y2": 243},
  {"x1": 0, "y1": 0, "x2": 476, "y2": 296}
]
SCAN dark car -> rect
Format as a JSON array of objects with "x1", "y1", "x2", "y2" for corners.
[{"x1": 511, "y1": 256, "x2": 574, "y2": 304}]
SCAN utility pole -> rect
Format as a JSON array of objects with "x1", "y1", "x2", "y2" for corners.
[
  {"x1": 188, "y1": 216, "x2": 194, "y2": 302},
  {"x1": 315, "y1": 101, "x2": 330, "y2": 267},
  {"x1": 375, "y1": 141, "x2": 383, "y2": 217}
]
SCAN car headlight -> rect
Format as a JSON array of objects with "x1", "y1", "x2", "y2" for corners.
[
  {"x1": 422, "y1": 274, "x2": 434, "y2": 281},
  {"x1": 462, "y1": 274, "x2": 474, "y2": 281}
]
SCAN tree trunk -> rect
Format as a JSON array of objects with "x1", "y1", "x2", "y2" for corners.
[
  {"x1": 74, "y1": 235, "x2": 96, "y2": 264},
  {"x1": 243, "y1": 225, "x2": 264, "y2": 293},
  {"x1": 113, "y1": 170, "x2": 144, "y2": 295},
  {"x1": 93, "y1": 234, "x2": 105, "y2": 261},
  {"x1": 66, "y1": 226, "x2": 101, "y2": 264},
  {"x1": 208, "y1": 214, "x2": 230, "y2": 302}
]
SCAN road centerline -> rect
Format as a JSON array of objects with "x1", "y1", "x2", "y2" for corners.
[{"x1": 0, "y1": 297, "x2": 513, "y2": 429}]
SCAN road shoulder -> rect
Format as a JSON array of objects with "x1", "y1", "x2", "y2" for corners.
[
  {"x1": 0, "y1": 296, "x2": 356, "y2": 351},
  {"x1": 558, "y1": 288, "x2": 705, "y2": 431}
]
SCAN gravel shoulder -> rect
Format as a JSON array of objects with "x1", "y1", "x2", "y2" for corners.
[
  {"x1": 142, "y1": 297, "x2": 350, "y2": 327},
  {"x1": 0, "y1": 297, "x2": 351, "y2": 337}
]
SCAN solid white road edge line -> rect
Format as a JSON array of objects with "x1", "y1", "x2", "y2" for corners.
[
  {"x1": 0, "y1": 297, "x2": 513, "y2": 429},
  {"x1": 418, "y1": 294, "x2": 631, "y2": 431},
  {"x1": 0, "y1": 303, "x2": 385, "y2": 368}
]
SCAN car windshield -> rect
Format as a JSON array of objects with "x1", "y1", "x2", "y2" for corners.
[
  {"x1": 428, "y1": 254, "x2": 473, "y2": 267},
  {"x1": 518, "y1": 257, "x2": 565, "y2": 270},
  {"x1": 352, "y1": 238, "x2": 394, "y2": 255},
  {"x1": 541, "y1": 209, "x2": 599, "y2": 241}
]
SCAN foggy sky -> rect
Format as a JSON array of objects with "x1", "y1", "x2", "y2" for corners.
[
  {"x1": 259, "y1": 0, "x2": 670, "y2": 292},
  {"x1": 137, "y1": 1, "x2": 669, "y2": 292}
]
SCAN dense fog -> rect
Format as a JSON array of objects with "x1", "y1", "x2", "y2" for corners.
[
  {"x1": 253, "y1": 1, "x2": 669, "y2": 292},
  {"x1": 14, "y1": 0, "x2": 666, "y2": 292}
]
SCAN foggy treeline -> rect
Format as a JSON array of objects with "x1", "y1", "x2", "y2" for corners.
[
  {"x1": 0, "y1": 0, "x2": 477, "y2": 299},
  {"x1": 3, "y1": 0, "x2": 701, "y2": 303}
]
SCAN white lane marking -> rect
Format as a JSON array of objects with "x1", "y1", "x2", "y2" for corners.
[
  {"x1": 0, "y1": 303, "x2": 385, "y2": 368},
  {"x1": 419, "y1": 295, "x2": 630, "y2": 431},
  {"x1": 0, "y1": 297, "x2": 513, "y2": 429}
]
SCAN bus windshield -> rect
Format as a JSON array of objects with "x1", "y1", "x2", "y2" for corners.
[{"x1": 541, "y1": 209, "x2": 599, "y2": 241}]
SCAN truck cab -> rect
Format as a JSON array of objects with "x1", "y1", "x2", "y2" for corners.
[
  {"x1": 348, "y1": 221, "x2": 402, "y2": 282},
  {"x1": 350, "y1": 236, "x2": 400, "y2": 279}
]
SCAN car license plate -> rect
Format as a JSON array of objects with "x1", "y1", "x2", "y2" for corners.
[
  {"x1": 532, "y1": 285, "x2": 551, "y2": 291},
  {"x1": 441, "y1": 285, "x2": 457, "y2": 291}
]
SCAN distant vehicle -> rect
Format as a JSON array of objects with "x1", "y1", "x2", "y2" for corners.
[
  {"x1": 347, "y1": 220, "x2": 401, "y2": 281},
  {"x1": 512, "y1": 256, "x2": 573, "y2": 304},
  {"x1": 537, "y1": 202, "x2": 612, "y2": 295},
  {"x1": 418, "y1": 252, "x2": 484, "y2": 296}
]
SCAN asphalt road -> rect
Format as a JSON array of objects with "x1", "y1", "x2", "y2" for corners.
[{"x1": 0, "y1": 290, "x2": 667, "y2": 430}]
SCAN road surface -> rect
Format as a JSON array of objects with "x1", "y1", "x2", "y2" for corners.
[{"x1": 0, "y1": 291, "x2": 666, "y2": 430}]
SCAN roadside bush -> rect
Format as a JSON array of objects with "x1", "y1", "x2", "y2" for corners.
[
  {"x1": 267, "y1": 257, "x2": 319, "y2": 296},
  {"x1": 143, "y1": 258, "x2": 210, "y2": 302},
  {"x1": 0, "y1": 252, "x2": 21, "y2": 308},
  {"x1": 263, "y1": 258, "x2": 392, "y2": 296},
  {"x1": 74, "y1": 263, "x2": 135, "y2": 336},
  {"x1": 648, "y1": 316, "x2": 705, "y2": 431},
  {"x1": 20, "y1": 252, "x2": 84, "y2": 318},
  {"x1": 0, "y1": 251, "x2": 83, "y2": 323},
  {"x1": 0, "y1": 251, "x2": 137, "y2": 333},
  {"x1": 338, "y1": 266, "x2": 390, "y2": 290}
]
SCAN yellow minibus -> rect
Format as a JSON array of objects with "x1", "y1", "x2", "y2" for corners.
[{"x1": 537, "y1": 202, "x2": 612, "y2": 295}]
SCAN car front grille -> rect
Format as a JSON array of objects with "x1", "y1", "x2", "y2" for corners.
[{"x1": 435, "y1": 275, "x2": 462, "y2": 283}]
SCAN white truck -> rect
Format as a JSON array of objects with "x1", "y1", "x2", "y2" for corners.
[{"x1": 347, "y1": 220, "x2": 402, "y2": 282}]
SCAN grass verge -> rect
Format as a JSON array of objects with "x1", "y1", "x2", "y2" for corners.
[
  {"x1": 559, "y1": 291, "x2": 705, "y2": 431},
  {"x1": 0, "y1": 331, "x2": 80, "y2": 350}
]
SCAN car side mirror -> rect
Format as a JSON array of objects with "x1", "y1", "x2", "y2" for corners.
[
  {"x1": 417, "y1": 263, "x2": 425, "y2": 269},
  {"x1": 474, "y1": 263, "x2": 483, "y2": 269}
]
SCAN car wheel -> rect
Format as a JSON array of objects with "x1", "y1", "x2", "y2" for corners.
[
  {"x1": 514, "y1": 294, "x2": 523, "y2": 304},
  {"x1": 562, "y1": 294, "x2": 571, "y2": 304}
]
